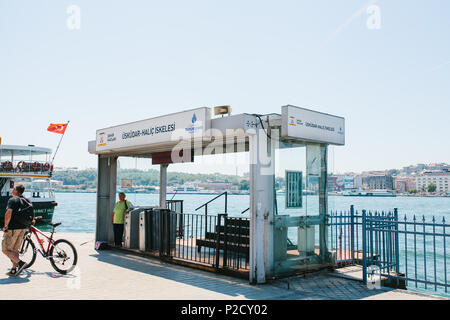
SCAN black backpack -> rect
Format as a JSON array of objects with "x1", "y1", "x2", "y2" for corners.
[{"x1": 16, "y1": 197, "x2": 35, "y2": 227}]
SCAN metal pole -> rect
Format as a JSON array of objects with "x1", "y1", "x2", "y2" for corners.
[
  {"x1": 350, "y1": 205, "x2": 355, "y2": 263},
  {"x1": 394, "y1": 208, "x2": 400, "y2": 282},
  {"x1": 362, "y1": 210, "x2": 367, "y2": 285},
  {"x1": 225, "y1": 191, "x2": 228, "y2": 214},
  {"x1": 51, "y1": 121, "x2": 70, "y2": 165},
  {"x1": 159, "y1": 164, "x2": 168, "y2": 208}
]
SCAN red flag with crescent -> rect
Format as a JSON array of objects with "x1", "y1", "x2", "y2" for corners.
[{"x1": 47, "y1": 123, "x2": 68, "y2": 134}]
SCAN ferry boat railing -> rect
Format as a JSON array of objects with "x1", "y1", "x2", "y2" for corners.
[{"x1": 362, "y1": 210, "x2": 449, "y2": 295}]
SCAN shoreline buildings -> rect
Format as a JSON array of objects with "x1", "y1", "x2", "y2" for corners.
[{"x1": 416, "y1": 170, "x2": 450, "y2": 194}]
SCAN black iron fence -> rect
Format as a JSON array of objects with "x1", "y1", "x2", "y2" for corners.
[
  {"x1": 329, "y1": 206, "x2": 364, "y2": 266},
  {"x1": 363, "y1": 210, "x2": 449, "y2": 295},
  {"x1": 141, "y1": 208, "x2": 249, "y2": 274},
  {"x1": 329, "y1": 206, "x2": 449, "y2": 296}
]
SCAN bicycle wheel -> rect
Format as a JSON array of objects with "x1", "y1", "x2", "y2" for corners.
[
  {"x1": 19, "y1": 236, "x2": 37, "y2": 269},
  {"x1": 49, "y1": 239, "x2": 78, "y2": 274}
]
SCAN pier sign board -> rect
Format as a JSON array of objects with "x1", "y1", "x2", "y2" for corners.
[
  {"x1": 96, "y1": 107, "x2": 211, "y2": 152},
  {"x1": 121, "y1": 179, "x2": 132, "y2": 188},
  {"x1": 281, "y1": 105, "x2": 345, "y2": 145}
]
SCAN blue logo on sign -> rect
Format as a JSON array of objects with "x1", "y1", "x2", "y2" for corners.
[{"x1": 186, "y1": 113, "x2": 202, "y2": 133}]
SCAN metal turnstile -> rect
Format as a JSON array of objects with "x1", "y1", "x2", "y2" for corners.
[
  {"x1": 137, "y1": 208, "x2": 176, "y2": 256},
  {"x1": 124, "y1": 211, "x2": 139, "y2": 249},
  {"x1": 124, "y1": 207, "x2": 153, "y2": 249},
  {"x1": 139, "y1": 208, "x2": 155, "y2": 251}
]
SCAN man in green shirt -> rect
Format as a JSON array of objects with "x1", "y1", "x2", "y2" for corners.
[{"x1": 111, "y1": 192, "x2": 133, "y2": 246}]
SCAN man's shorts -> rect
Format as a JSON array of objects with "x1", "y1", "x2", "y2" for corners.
[{"x1": 2, "y1": 229, "x2": 26, "y2": 252}]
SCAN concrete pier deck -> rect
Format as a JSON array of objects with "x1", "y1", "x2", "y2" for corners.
[{"x1": 0, "y1": 232, "x2": 446, "y2": 300}]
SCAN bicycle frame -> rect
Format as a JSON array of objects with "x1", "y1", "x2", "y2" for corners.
[{"x1": 26, "y1": 225, "x2": 56, "y2": 258}]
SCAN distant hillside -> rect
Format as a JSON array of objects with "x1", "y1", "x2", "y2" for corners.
[{"x1": 51, "y1": 169, "x2": 248, "y2": 189}]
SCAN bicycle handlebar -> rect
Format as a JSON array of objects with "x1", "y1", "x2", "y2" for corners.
[{"x1": 33, "y1": 216, "x2": 44, "y2": 225}]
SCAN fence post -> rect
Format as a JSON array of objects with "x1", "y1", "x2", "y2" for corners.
[
  {"x1": 362, "y1": 210, "x2": 367, "y2": 285},
  {"x1": 215, "y1": 214, "x2": 223, "y2": 270},
  {"x1": 394, "y1": 208, "x2": 400, "y2": 282},
  {"x1": 350, "y1": 205, "x2": 355, "y2": 263},
  {"x1": 223, "y1": 214, "x2": 228, "y2": 268},
  {"x1": 158, "y1": 210, "x2": 164, "y2": 257}
]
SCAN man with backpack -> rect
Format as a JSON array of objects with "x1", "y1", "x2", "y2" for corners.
[{"x1": 2, "y1": 184, "x2": 34, "y2": 276}]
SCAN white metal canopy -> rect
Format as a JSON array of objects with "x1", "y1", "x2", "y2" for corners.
[
  {"x1": 0, "y1": 145, "x2": 52, "y2": 156},
  {"x1": 88, "y1": 106, "x2": 345, "y2": 158}
]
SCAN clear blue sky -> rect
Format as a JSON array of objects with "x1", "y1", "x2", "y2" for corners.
[{"x1": 1, "y1": 0, "x2": 449, "y2": 174}]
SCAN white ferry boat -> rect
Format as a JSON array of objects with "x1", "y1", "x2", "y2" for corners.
[
  {"x1": 342, "y1": 189, "x2": 397, "y2": 197},
  {"x1": 0, "y1": 144, "x2": 57, "y2": 224},
  {"x1": 168, "y1": 186, "x2": 203, "y2": 194}
]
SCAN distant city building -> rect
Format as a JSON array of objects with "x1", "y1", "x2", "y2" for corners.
[
  {"x1": 416, "y1": 171, "x2": 450, "y2": 193},
  {"x1": 328, "y1": 176, "x2": 338, "y2": 192},
  {"x1": 403, "y1": 163, "x2": 449, "y2": 175},
  {"x1": 354, "y1": 175, "x2": 363, "y2": 189},
  {"x1": 362, "y1": 174, "x2": 394, "y2": 190},
  {"x1": 394, "y1": 177, "x2": 416, "y2": 193},
  {"x1": 330, "y1": 175, "x2": 355, "y2": 191},
  {"x1": 343, "y1": 175, "x2": 355, "y2": 189},
  {"x1": 306, "y1": 176, "x2": 319, "y2": 192}
]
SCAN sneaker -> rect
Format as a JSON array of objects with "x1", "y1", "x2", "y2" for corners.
[
  {"x1": 6, "y1": 268, "x2": 17, "y2": 276},
  {"x1": 15, "y1": 260, "x2": 27, "y2": 275}
]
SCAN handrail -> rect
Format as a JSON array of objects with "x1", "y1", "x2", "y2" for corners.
[
  {"x1": 170, "y1": 189, "x2": 178, "y2": 201},
  {"x1": 241, "y1": 207, "x2": 250, "y2": 214},
  {"x1": 196, "y1": 192, "x2": 228, "y2": 234},
  {"x1": 195, "y1": 191, "x2": 228, "y2": 212}
]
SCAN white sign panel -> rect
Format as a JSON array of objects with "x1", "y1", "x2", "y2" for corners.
[
  {"x1": 281, "y1": 105, "x2": 345, "y2": 145},
  {"x1": 96, "y1": 107, "x2": 211, "y2": 152}
]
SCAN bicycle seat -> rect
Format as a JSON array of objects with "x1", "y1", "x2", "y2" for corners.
[{"x1": 49, "y1": 222, "x2": 62, "y2": 228}]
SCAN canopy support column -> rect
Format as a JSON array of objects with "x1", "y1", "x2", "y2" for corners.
[
  {"x1": 249, "y1": 128, "x2": 275, "y2": 284},
  {"x1": 319, "y1": 144, "x2": 329, "y2": 262},
  {"x1": 96, "y1": 156, "x2": 117, "y2": 243},
  {"x1": 159, "y1": 164, "x2": 168, "y2": 208}
]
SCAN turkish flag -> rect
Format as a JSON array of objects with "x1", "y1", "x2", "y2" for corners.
[{"x1": 47, "y1": 123, "x2": 68, "y2": 134}]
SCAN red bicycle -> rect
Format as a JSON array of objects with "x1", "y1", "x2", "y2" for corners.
[{"x1": 18, "y1": 217, "x2": 78, "y2": 274}]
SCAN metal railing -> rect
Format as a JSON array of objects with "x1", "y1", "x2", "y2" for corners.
[
  {"x1": 329, "y1": 206, "x2": 450, "y2": 296},
  {"x1": 362, "y1": 209, "x2": 400, "y2": 286},
  {"x1": 329, "y1": 205, "x2": 364, "y2": 266},
  {"x1": 241, "y1": 207, "x2": 250, "y2": 215},
  {"x1": 164, "y1": 211, "x2": 250, "y2": 272},
  {"x1": 195, "y1": 191, "x2": 228, "y2": 233},
  {"x1": 139, "y1": 207, "x2": 249, "y2": 272}
]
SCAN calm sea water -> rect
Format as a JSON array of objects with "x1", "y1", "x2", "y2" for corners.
[{"x1": 50, "y1": 192, "x2": 450, "y2": 233}]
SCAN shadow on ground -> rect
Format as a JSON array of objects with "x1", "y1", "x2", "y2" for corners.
[{"x1": 90, "y1": 249, "x2": 392, "y2": 300}]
